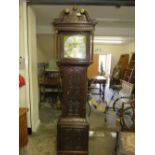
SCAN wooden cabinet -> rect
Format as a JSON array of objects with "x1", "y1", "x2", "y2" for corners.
[
  {"x1": 118, "y1": 54, "x2": 129, "y2": 69},
  {"x1": 87, "y1": 54, "x2": 99, "y2": 79},
  {"x1": 123, "y1": 53, "x2": 135, "y2": 83},
  {"x1": 19, "y1": 108, "x2": 28, "y2": 148},
  {"x1": 117, "y1": 54, "x2": 129, "y2": 78}
]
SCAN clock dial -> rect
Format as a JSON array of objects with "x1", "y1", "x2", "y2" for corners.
[{"x1": 64, "y1": 35, "x2": 86, "y2": 59}]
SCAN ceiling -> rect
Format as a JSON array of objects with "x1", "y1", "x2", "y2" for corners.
[
  {"x1": 28, "y1": 0, "x2": 135, "y2": 6},
  {"x1": 32, "y1": 5, "x2": 135, "y2": 41}
]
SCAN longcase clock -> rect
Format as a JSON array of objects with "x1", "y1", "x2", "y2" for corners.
[{"x1": 53, "y1": 7, "x2": 96, "y2": 155}]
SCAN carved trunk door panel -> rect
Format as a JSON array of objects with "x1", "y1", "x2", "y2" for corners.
[{"x1": 61, "y1": 66, "x2": 87, "y2": 117}]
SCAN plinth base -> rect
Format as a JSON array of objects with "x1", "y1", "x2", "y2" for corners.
[{"x1": 57, "y1": 117, "x2": 89, "y2": 155}]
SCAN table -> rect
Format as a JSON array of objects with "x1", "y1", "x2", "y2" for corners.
[{"x1": 88, "y1": 75, "x2": 107, "y2": 100}]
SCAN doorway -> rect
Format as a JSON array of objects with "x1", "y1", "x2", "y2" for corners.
[{"x1": 98, "y1": 54, "x2": 111, "y2": 85}]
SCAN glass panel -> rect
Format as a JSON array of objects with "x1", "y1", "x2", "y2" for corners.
[{"x1": 64, "y1": 35, "x2": 86, "y2": 59}]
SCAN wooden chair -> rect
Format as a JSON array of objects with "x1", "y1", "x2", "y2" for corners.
[{"x1": 115, "y1": 100, "x2": 135, "y2": 155}]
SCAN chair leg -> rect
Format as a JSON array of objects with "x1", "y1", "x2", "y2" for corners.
[
  {"x1": 104, "y1": 113, "x2": 107, "y2": 122},
  {"x1": 104, "y1": 101, "x2": 108, "y2": 122}
]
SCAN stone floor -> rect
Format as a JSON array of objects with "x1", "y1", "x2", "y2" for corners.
[{"x1": 22, "y1": 86, "x2": 119, "y2": 155}]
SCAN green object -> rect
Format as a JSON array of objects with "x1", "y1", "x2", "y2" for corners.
[
  {"x1": 48, "y1": 59, "x2": 59, "y2": 70},
  {"x1": 99, "y1": 61, "x2": 104, "y2": 75}
]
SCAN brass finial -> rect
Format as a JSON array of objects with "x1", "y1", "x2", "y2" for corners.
[
  {"x1": 55, "y1": 29, "x2": 58, "y2": 34},
  {"x1": 73, "y1": 6, "x2": 78, "y2": 11},
  {"x1": 76, "y1": 12, "x2": 81, "y2": 17},
  {"x1": 80, "y1": 8, "x2": 85, "y2": 14},
  {"x1": 64, "y1": 8, "x2": 70, "y2": 14}
]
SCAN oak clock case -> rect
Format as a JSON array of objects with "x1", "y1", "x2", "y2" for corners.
[{"x1": 53, "y1": 7, "x2": 96, "y2": 155}]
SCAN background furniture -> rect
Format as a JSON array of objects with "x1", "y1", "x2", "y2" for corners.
[
  {"x1": 123, "y1": 53, "x2": 135, "y2": 84},
  {"x1": 110, "y1": 54, "x2": 129, "y2": 87},
  {"x1": 104, "y1": 80, "x2": 134, "y2": 122},
  {"x1": 115, "y1": 100, "x2": 135, "y2": 155},
  {"x1": 39, "y1": 69, "x2": 61, "y2": 103},
  {"x1": 117, "y1": 54, "x2": 129, "y2": 78},
  {"x1": 39, "y1": 69, "x2": 61, "y2": 101},
  {"x1": 19, "y1": 108, "x2": 28, "y2": 149},
  {"x1": 37, "y1": 60, "x2": 61, "y2": 103},
  {"x1": 88, "y1": 75, "x2": 107, "y2": 100},
  {"x1": 110, "y1": 65, "x2": 122, "y2": 86},
  {"x1": 87, "y1": 54, "x2": 99, "y2": 79}
]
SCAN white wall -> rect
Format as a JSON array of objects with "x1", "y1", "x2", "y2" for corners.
[
  {"x1": 19, "y1": 0, "x2": 32, "y2": 129},
  {"x1": 37, "y1": 34, "x2": 57, "y2": 63},
  {"x1": 19, "y1": 0, "x2": 40, "y2": 132},
  {"x1": 28, "y1": 6, "x2": 40, "y2": 132},
  {"x1": 94, "y1": 41, "x2": 135, "y2": 73},
  {"x1": 123, "y1": 41, "x2": 135, "y2": 53},
  {"x1": 36, "y1": 33, "x2": 135, "y2": 73},
  {"x1": 37, "y1": 34, "x2": 54, "y2": 63},
  {"x1": 19, "y1": 0, "x2": 27, "y2": 107}
]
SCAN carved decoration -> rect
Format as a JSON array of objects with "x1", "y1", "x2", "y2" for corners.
[
  {"x1": 68, "y1": 72, "x2": 80, "y2": 115},
  {"x1": 59, "y1": 127, "x2": 88, "y2": 151},
  {"x1": 53, "y1": 7, "x2": 95, "y2": 24}
]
